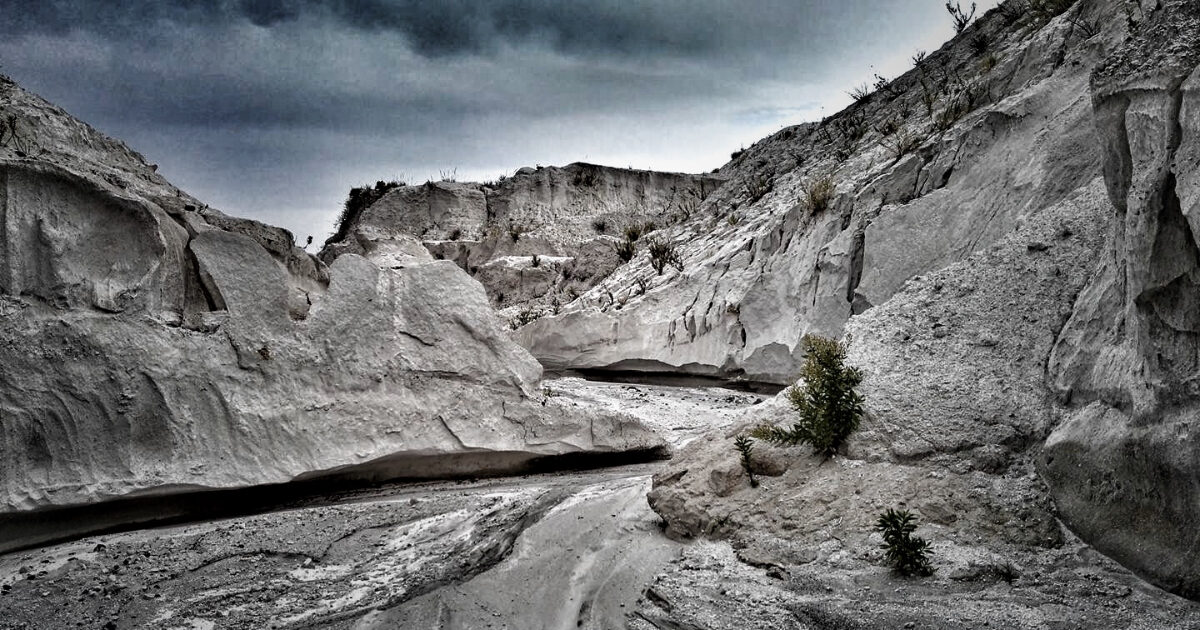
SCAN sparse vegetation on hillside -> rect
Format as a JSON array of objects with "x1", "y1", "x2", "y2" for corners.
[
  {"x1": 615, "y1": 238, "x2": 636, "y2": 262},
  {"x1": 998, "y1": 0, "x2": 1076, "y2": 28},
  {"x1": 734, "y1": 436, "x2": 759, "y2": 488},
  {"x1": 751, "y1": 335, "x2": 863, "y2": 457},
  {"x1": 333, "y1": 179, "x2": 404, "y2": 243},
  {"x1": 745, "y1": 173, "x2": 773, "y2": 204},
  {"x1": 507, "y1": 221, "x2": 527, "y2": 242},
  {"x1": 883, "y1": 128, "x2": 923, "y2": 162},
  {"x1": 647, "y1": 238, "x2": 683, "y2": 275},
  {"x1": 946, "y1": 1, "x2": 977, "y2": 34},
  {"x1": 847, "y1": 84, "x2": 873, "y2": 103},
  {"x1": 876, "y1": 509, "x2": 934, "y2": 577},
  {"x1": 509, "y1": 305, "x2": 542, "y2": 330},
  {"x1": 802, "y1": 175, "x2": 837, "y2": 215}
]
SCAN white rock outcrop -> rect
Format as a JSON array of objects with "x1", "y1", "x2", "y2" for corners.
[
  {"x1": 0, "y1": 78, "x2": 666, "y2": 551},
  {"x1": 322, "y1": 163, "x2": 725, "y2": 311},
  {"x1": 646, "y1": 0, "x2": 1200, "y2": 605},
  {"x1": 515, "y1": 0, "x2": 1111, "y2": 384},
  {"x1": 1043, "y1": 0, "x2": 1200, "y2": 598}
]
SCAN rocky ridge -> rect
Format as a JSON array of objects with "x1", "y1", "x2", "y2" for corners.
[{"x1": 321, "y1": 163, "x2": 724, "y2": 315}]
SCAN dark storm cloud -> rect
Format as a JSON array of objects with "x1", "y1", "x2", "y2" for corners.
[
  {"x1": 0, "y1": 0, "x2": 991, "y2": 244},
  {"x1": 1, "y1": 0, "x2": 863, "y2": 61}
]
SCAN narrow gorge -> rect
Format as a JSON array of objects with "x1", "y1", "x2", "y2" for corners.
[{"x1": 3, "y1": 0, "x2": 1200, "y2": 628}]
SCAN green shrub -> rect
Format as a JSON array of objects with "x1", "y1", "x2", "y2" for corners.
[
  {"x1": 615, "y1": 238, "x2": 636, "y2": 263},
  {"x1": 647, "y1": 238, "x2": 683, "y2": 275},
  {"x1": 876, "y1": 508, "x2": 934, "y2": 577},
  {"x1": 734, "y1": 436, "x2": 759, "y2": 488},
  {"x1": 332, "y1": 179, "x2": 404, "y2": 244},
  {"x1": 531, "y1": 254, "x2": 540, "y2": 267},
  {"x1": 624, "y1": 224, "x2": 646, "y2": 242},
  {"x1": 507, "y1": 221, "x2": 527, "y2": 242},
  {"x1": 847, "y1": 84, "x2": 872, "y2": 103},
  {"x1": 751, "y1": 335, "x2": 863, "y2": 456},
  {"x1": 802, "y1": 175, "x2": 837, "y2": 215},
  {"x1": 508, "y1": 306, "x2": 542, "y2": 330},
  {"x1": 592, "y1": 218, "x2": 608, "y2": 233}
]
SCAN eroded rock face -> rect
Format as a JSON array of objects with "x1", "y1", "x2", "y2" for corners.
[
  {"x1": 1044, "y1": 0, "x2": 1200, "y2": 598},
  {"x1": 0, "y1": 82, "x2": 666, "y2": 551},
  {"x1": 322, "y1": 163, "x2": 725, "y2": 311},
  {"x1": 517, "y1": 0, "x2": 1113, "y2": 384}
]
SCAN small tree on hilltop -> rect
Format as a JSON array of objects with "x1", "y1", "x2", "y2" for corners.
[{"x1": 751, "y1": 335, "x2": 863, "y2": 457}]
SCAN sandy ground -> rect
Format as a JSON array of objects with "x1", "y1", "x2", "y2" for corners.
[{"x1": 0, "y1": 378, "x2": 759, "y2": 630}]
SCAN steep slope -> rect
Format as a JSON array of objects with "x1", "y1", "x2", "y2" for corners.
[
  {"x1": 0, "y1": 78, "x2": 666, "y2": 551},
  {"x1": 517, "y1": 0, "x2": 1112, "y2": 385},
  {"x1": 643, "y1": 0, "x2": 1200, "y2": 613}
]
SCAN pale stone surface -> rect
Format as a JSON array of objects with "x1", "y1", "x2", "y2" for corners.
[
  {"x1": 0, "y1": 81, "x2": 666, "y2": 550},
  {"x1": 515, "y1": 0, "x2": 1113, "y2": 384},
  {"x1": 646, "y1": 0, "x2": 1200, "y2": 608},
  {"x1": 1044, "y1": 0, "x2": 1200, "y2": 599},
  {"x1": 322, "y1": 163, "x2": 725, "y2": 310}
]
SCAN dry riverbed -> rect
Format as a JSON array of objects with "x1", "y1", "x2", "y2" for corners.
[{"x1": 0, "y1": 378, "x2": 762, "y2": 630}]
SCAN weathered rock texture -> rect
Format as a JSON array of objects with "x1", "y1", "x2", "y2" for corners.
[
  {"x1": 646, "y1": 0, "x2": 1200, "y2": 609},
  {"x1": 321, "y1": 163, "x2": 725, "y2": 314},
  {"x1": 516, "y1": 0, "x2": 1115, "y2": 384},
  {"x1": 0, "y1": 77, "x2": 665, "y2": 551},
  {"x1": 1044, "y1": 0, "x2": 1200, "y2": 599}
]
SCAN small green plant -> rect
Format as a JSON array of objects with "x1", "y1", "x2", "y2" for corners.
[
  {"x1": 726, "y1": 213, "x2": 741, "y2": 226},
  {"x1": 448, "y1": 228, "x2": 462, "y2": 241},
  {"x1": 615, "y1": 238, "x2": 636, "y2": 263},
  {"x1": 751, "y1": 335, "x2": 863, "y2": 457},
  {"x1": 624, "y1": 223, "x2": 647, "y2": 242},
  {"x1": 876, "y1": 508, "x2": 934, "y2": 577},
  {"x1": 439, "y1": 167, "x2": 457, "y2": 182},
  {"x1": 647, "y1": 238, "x2": 683, "y2": 275},
  {"x1": 734, "y1": 435, "x2": 759, "y2": 488},
  {"x1": 333, "y1": 179, "x2": 404, "y2": 242},
  {"x1": 531, "y1": 254, "x2": 540, "y2": 267},
  {"x1": 946, "y1": 1, "x2": 977, "y2": 34},
  {"x1": 509, "y1": 305, "x2": 542, "y2": 330},
  {"x1": 634, "y1": 277, "x2": 648, "y2": 295},
  {"x1": 980, "y1": 53, "x2": 998, "y2": 73},
  {"x1": 847, "y1": 83, "x2": 873, "y2": 103},
  {"x1": 912, "y1": 49, "x2": 928, "y2": 66},
  {"x1": 507, "y1": 221, "x2": 527, "y2": 242},
  {"x1": 592, "y1": 218, "x2": 608, "y2": 234},
  {"x1": 802, "y1": 175, "x2": 837, "y2": 215}
]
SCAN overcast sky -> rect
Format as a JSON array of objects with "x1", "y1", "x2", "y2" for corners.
[{"x1": 0, "y1": 0, "x2": 998, "y2": 244}]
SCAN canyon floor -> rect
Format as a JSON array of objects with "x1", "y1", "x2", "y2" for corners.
[
  {"x1": 0, "y1": 378, "x2": 761, "y2": 630},
  {"x1": 2, "y1": 377, "x2": 1198, "y2": 630}
]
